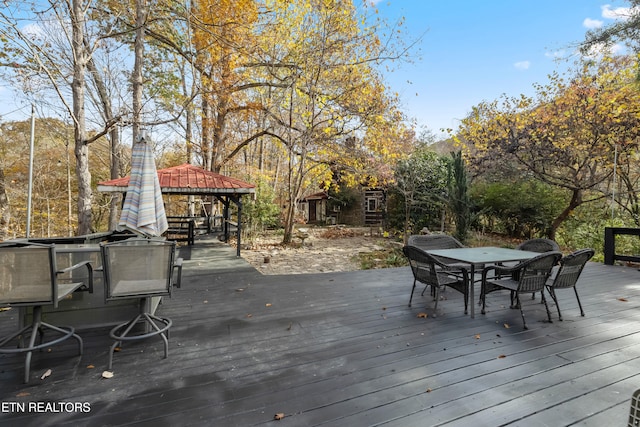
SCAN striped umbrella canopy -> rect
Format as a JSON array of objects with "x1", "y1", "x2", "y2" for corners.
[{"x1": 118, "y1": 138, "x2": 168, "y2": 236}]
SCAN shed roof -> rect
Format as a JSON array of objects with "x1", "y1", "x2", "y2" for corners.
[
  {"x1": 97, "y1": 163, "x2": 256, "y2": 195},
  {"x1": 301, "y1": 191, "x2": 329, "y2": 201}
]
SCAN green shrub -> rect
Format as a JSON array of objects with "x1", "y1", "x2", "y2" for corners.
[{"x1": 472, "y1": 179, "x2": 566, "y2": 238}]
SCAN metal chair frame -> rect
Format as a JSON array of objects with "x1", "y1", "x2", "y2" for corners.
[
  {"x1": 545, "y1": 248, "x2": 594, "y2": 320},
  {"x1": 481, "y1": 251, "x2": 562, "y2": 329},
  {"x1": 100, "y1": 238, "x2": 181, "y2": 370},
  {"x1": 403, "y1": 245, "x2": 469, "y2": 315},
  {"x1": 0, "y1": 242, "x2": 93, "y2": 382}
]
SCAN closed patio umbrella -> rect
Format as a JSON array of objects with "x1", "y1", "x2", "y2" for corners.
[{"x1": 118, "y1": 137, "x2": 168, "y2": 237}]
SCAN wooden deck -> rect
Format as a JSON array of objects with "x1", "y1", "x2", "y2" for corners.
[{"x1": 2, "y1": 237, "x2": 640, "y2": 426}]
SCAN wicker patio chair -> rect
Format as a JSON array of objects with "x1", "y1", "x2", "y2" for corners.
[
  {"x1": 100, "y1": 238, "x2": 182, "y2": 370},
  {"x1": 514, "y1": 238, "x2": 561, "y2": 298},
  {"x1": 629, "y1": 388, "x2": 640, "y2": 426},
  {"x1": 545, "y1": 248, "x2": 594, "y2": 320},
  {"x1": 516, "y1": 238, "x2": 560, "y2": 253},
  {"x1": 481, "y1": 251, "x2": 562, "y2": 329},
  {"x1": 407, "y1": 234, "x2": 465, "y2": 251},
  {"x1": 0, "y1": 242, "x2": 93, "y2": 382},
  {"x1": 407, "y1": 234, "x2": 468, "y2": 268},
  {"x1": 402, "y1": 245, "x2": 469, "y2": 315}
]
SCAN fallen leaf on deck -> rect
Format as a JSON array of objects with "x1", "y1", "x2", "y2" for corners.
[
  {"x1": 498, "y1": 354, "x2": 506, "y2": 359},
  {"x1": 114, "y1": 347, "x2": 121, "y2": 352},
  {"x1": 503, "y1": 323, "x2": 510, "y2": 329},
  {"x1": 87, "y1": 364, "x2": 95, "y2": 369},
  {"x1": 102, "y1": 371, "x2": 114, "y2": 379},
  {"x1": 382, "y1": 306, "x2": 387, "y2": 310},
  {"x1": 41, "y1": 369, "x2": 52, "y2": 380},
  {"x1": 417, "y1": 312, "x2": 428, "y2": 318},
  {"x1": 474, "y1": 334, "x2": 481, "y2": 340},
  {"x1": 16, "y1": 392, "x2": 30, "y2": 397},
  {"x1": 203, "y1": 300, "x2": 209, "y2": 304},
  {"x1": 0, "y1": 307, "x2": 12, "y2": 312},
  {"x1": 274, "y1": 413, "x2": 285, "y2": 420},
  {"x1": 265, "y1": 303, "x2": 272, "y2": 307},
  {"x1": 426, "y1": 388, "x2": 432, "y2": 393},
  {"x1": 235, "y1": 288, "x2": 245, "y2": 292},
  {"x1": 246, "y1": 313, "x2": 253, "y2": 318},
  {"x1": 618, "y1": 297, "x2": 628, "y2": 302}
]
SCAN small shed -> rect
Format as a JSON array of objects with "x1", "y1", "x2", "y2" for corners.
[
  {"x1": 298, "y1": 191, "x2": 329, "y2": 224},
  {"x1": 98, "y1": 163, "x2": 255, "y2": 256}
]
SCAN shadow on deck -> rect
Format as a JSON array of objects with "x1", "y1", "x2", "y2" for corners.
[{"x1": 1, "y1": 235, "x2": 640, "y2": 426}]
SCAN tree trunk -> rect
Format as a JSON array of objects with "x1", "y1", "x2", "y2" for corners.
[
  {"x1": 85, "y1": 40, "x2": 121, "y2": 230},
  {"x1": 71, "y1": 0, "x2": 92, "y2": 235},
  {"x1": 0, "y1": 168, "x2": 9, "y2": 241},
  {"x1": 549, "y1": 189, "x2": 582, "y2": 240},
  {"x1": 132, "y1": 0, "x2": 147, "y2": 144}
]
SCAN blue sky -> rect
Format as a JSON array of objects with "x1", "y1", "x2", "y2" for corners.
[
  {"x1": 372, "y1": 0, "x2": 631, "y2": 136},
  {"x1": 0, "y1": 1, "x2": 633, "y2": 138}
]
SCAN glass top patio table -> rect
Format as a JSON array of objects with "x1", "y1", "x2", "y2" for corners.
[{"x1": 426, "y1": 247, "x2": 540, "y2": 318}]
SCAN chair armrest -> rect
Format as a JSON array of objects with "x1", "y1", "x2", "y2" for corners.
[
  {"x1": 441, "y1": 263, "x2": 469, "y2": 282},
  {"x1": 57, "y1": 260, "x2": 94, "y2": 294},
  {"x1": 173, "y1": 257, "x2": 183, "y2": 288},
  {"x1": 482, "y1": 262, "x2": 519, "y2": 277}
]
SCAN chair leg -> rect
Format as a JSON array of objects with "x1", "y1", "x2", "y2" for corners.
[
  {"x1": 541, "y1": 291, "x2": 553, "y2": 324},
  {"x1": 108, "y1": 311, "x2": 172, "y2": 370},
  {"x1": 510, "y1": 290, "x2": 518, "y2": 309},
  {"x1": 40, "y1": 322, "x2": 83, "y2": 356},
  {"x1": 460, "y1": 286, "x2": 469, "y2": 315},
  {"x1": 144, "y1": 313, "x2": 170, "y2": 360},
  {"x1": 23, "y1": 309, "x2": 42, "y2": 384},
  {"x1": 0, "y1": 306, "x2": 82, "y2": 383},
  {"x1": 108, "y1": 313, "x2": 143, "y2": 370},
  {"x1": 573, "y1": 287, "x2": 585, "y2": 317},
  {"x1": 515, "y1": 294, "x2": 528, "y2": 330},
  {"x1": 481, "y1": 285, "x2": 487, "y2": 315},
  {"x1": 408, "y1": 279, "x2": 417, "y2": 307},
  {"x1": 546, "y1": 287, "x2": 563, "y2": 321},
  {"x1": 432, "y1": 285, "x2": 439, "y2": 315}
]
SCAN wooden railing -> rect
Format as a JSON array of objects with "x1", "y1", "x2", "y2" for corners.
[
  {"x1": 604, "y1": 227, "x2": 640, "y2": 265},
  {"x1": 166, "y1": 218, "x2": 195, "y2": 245}
]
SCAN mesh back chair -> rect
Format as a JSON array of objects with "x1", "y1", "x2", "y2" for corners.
[
  {"x1": 407, "y1": 234, "x2": 465, "y2": 250},
  {"x1": 0, "y1": 242, "x2": 93, "y2": 382},
  {"x1": 516, "y1": 238, "x2": 560, "y2": 253},
  {"x1": 402, "y1": 245, "x2": 469, "y2": 315},
  {"x1": 101, "y1": 239, "x2": 181, "y2": 370},
  {"x1": 481, "y1": 251, "x2": 562, "y2": 329},
  {"x1": 407, "y1": 234, "x2": 470, "y2": 270},
  {"x1": 545, "y1": 248, "x2": 594, "y2": 321},
  {"x1": 514, "y1": 238, "x2": 560, "y2": 298},
  {"x1": 629, "y1": 388, "x2": 640, "y2": 426}
]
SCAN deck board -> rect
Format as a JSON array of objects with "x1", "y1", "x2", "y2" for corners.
[{"x1": 1, "y1": 236, "x2": 639, "y2": 426}]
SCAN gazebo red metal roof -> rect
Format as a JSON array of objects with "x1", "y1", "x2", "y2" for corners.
[{"x1": 97, "y1": 163, "x2": 255, "y2": 195}]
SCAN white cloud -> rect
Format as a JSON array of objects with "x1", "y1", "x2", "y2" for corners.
[
  {"x1": 583, "y1": 17, "x2": 603, "y2": 29},
  {"x1": 583, "y1": 41, "x2": 625, "y2": 58},
  {"x1": 21, "y1": 23, "x2": 44, "y2": 39},
  {"x1": 545, "y1": 50, "x2": 568, "y2": 59},
  {"x1": 514, "y1": 61, "x2": 530, "y2": 70},
  {"x1": 602, "y1": 4, "x2": 635, "y2": 20}
]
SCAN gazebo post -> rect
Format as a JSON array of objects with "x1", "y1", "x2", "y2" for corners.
[
  {"x1": 235, "y1": 196, "x2": 242, "y2": 257},
  {"x1": 221, "y1": 197, "x2": 230, "y2": 243}
]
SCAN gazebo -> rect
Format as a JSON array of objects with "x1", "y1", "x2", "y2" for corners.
[{"x1": 97, "y1": 163, "x2": 256, "y2": 256}]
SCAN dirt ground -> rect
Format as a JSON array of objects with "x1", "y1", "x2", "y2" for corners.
[{"x1": 238, "y1": 226, "x2": 403, "y2": 275}]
